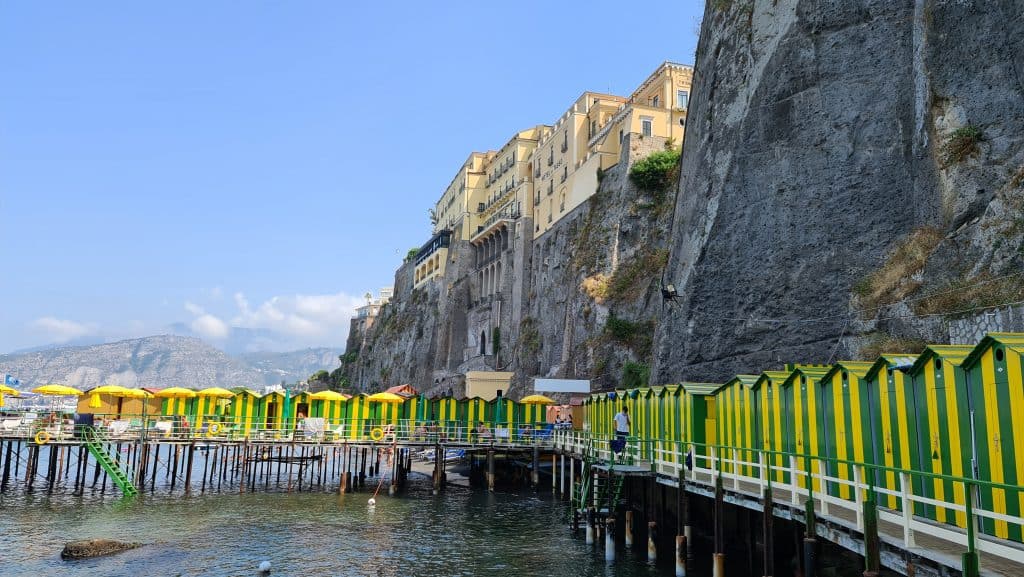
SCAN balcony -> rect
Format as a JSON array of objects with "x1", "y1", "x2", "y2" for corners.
[
  {"x1": 470, "y1": 203, "x2": 522, "y2": 244},
  {"x1": 560, "y1": 142, "x2": 568, "y2": 153}
]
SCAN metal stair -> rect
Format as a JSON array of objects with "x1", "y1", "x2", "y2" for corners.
[{"x1": 82, "y1": 426, "x2": 138, "y2": 497}]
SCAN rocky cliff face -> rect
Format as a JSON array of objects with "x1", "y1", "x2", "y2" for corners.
[{"x1": 651, "y1": 0, "x2": 1024, "y2": 383}]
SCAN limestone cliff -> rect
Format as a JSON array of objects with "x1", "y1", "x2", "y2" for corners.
[{"x1": 651, "y1": 0, "x2": 1024, "y2": 383}]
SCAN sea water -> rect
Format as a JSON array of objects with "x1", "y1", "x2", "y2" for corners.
[{"x1": 0, "y1": 476, "x2": 678, "y2": 577}]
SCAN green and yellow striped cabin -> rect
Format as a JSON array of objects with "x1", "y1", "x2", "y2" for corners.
[
  {"x1": 227, "y1": 389, "x2": 262, "y2": 436},
  {"x1": 715, "y1": 376, "x2": 759, "y2": 477},
  {"x1": 782, "y1": 365, "x2": 830, "y2": 491},
  {"x1": 818, "y1": 362, "x2": 874, "y2": 501},
  {"x1": 680, "y1": 383, "x2": 720, "y2": 462},
  {"x1": 258, "y1": 391, "x2": 287, "y2": 430},
  {"x1": 630, "y1": 387, "x2": 655, "y2": 441},
  {"x1": 345, "y1": 394, "x2": 375, "y2": 439},
  {"x1": 652, "y1": 385, "x2": 683, "y2": 463},
  {"x1": 864, "y1": 355, "x2": 918, "y2": 510},
  {"x1": 756, "y1": 371, "x2": 792, "y2": 483},
  {"x1": 490, "y1": 397, "x2": 515, "y2": 428},
  {"x1": 161, "y1": 394, "x2": 195, "y2": 417},
  {"x1": 309, "y1": 394, "x2": 350, "y2": 425},
  {"x1": 907, "y1": 345, "x2": 973, "y2": 527},
  {"x1": 964, "y1": 333, "x2": 1024, "y2": 541}
]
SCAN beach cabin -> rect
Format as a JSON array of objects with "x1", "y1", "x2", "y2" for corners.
[
  {"x1": 907, "y1": 345, "x2": 973, "y2": 527},
  {"x1": 679, "y1": 382, "x2": 722, "y2": 471},
  {"x1": 964, "y1": 333, "x2": 1024, "y2": 541},
  {"x1": 817, "y1": 362, "x2": 875, "y2": 501},
  {"x1": 863, "y1": 354, "x2": 919, "y2": 511},
  {"x1": 715, "y1": 376, "x2": 759, "y2": 478},
  {"x1": 781, "y1": 365, "x2": 830, "y2": 491},
  {"x1": 755, "y1": 371, "x2": 792, "y2": 484},
  {"x1": 259, "y1": 390, "x2": 286, "y2": 432},
  {"x1": 227, "y1": 389, "x2": 262, "y2": 437}
]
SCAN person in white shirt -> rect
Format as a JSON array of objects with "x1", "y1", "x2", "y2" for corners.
[{"x1": 613, "y1": 406, "x2": 630, "y2": 440}]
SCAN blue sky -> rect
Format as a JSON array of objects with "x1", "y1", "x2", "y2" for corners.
[{"x1": 0, "y1": 1, "x2": 703, "y2": 354}]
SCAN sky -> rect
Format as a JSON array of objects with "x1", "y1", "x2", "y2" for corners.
[{"x1": 0, "y1": 1, "x2": 704, "y2": 354}]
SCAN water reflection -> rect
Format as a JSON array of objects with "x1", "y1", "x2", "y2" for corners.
[{"x1": 0, "y1": 477, "x2": 677, "y2": 577}]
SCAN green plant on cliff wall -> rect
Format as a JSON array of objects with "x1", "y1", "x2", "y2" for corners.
[
  {"x1": 519, "y1": 317, "x2": 541, "y2": 355},
  {"x1": 629, "y1": 149, "x2": 681, "y2": 192},
  {"x1": 621, "y1": 361, "x2": 650, "y2": 388},
  {"x1": 604, "y1": 313, "x2": 654, "y2": 358},
  {"x1": 606, "y1": 247, "x2": 670, "y2": 303},
  {"x1": 942, "y1": 125, "x2": 983, "y2": 166}
]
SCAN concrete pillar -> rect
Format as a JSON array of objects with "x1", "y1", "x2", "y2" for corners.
[
  {"x1": 531, "y1": 445, "x2": 540, "y2": 488},
  {"x1": 676, "y1": 535, "x2": 687, "y2": 577},
  {"x1": 625, "y1": 510, "x2": 635, "y2": 547},
  {"x1": 486, "y1": 449, "x2": 495, "y2": 492},
  {"x1": 712, "y1": 553, "x2": 725, "y2": 577},
  {"x1": 605, "y1": 517, "x2": 616, "y2": 562},
  {"x1": 585, "y1": 507, "x2": 596, "y2": 545},
  {"x1": 648, "y1": 521, "x2": 658, "y2": 564}
]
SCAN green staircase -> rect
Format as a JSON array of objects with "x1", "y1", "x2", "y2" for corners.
[
  {"x1": 82, "y1": 426, "x2": 138, "y2": 497},
  {"x1": 574, "y1": 438, "x2": 625, "y2": 514}
]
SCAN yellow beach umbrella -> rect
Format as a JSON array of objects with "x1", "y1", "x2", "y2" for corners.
[
  {"x1": 154, "y1": 387, "x2": 197, "y2": 398},
  {"x1": 196, "y1": 387, "x2": 235, "y2": 399},
  {"x1": 367, "y1": 391, "x2": 404, "y2": 403},
  {"x1": 310, "y1": 390, "x2": 349, "y2": 401},
  {"x1": 520, "y1": 394, "x2": 556, "y2": 405},
  {"x1": 122, "y1": 388, "x2": 153, "y2": 399},
  {"x1": 0, "y1": 384, "x2": 17, "y2": 408},
  {"x1": 33, "y1": 384, "x2": 83, "y2": 396}
]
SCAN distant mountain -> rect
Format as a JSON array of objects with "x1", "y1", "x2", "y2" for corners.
[
  {"x1": 166, "y1": 323, "x2": 296, "y2": 356},
  {"x1": 238, "y1": 349, "x2": 341, "y2": 385},
  {"x1": 0, "y1": 335, "x2": 341, "y2": 390}
]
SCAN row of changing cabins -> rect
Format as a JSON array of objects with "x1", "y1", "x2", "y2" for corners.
[
  {"x1": 77, "y1": 387, "x2": 562, "y2": 440},
  {"x1": 585, "y1": 332, "x2": 1024, "y2": 544}
]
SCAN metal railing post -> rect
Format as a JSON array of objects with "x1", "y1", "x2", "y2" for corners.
[
  {"x1": 963, "y1": 482, "x2": 980, "y2": 577},
  {"x1": 899, "y1": 471, "x2": 915, "y2": 548}
]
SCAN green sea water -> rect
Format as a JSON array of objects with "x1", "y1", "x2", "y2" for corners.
[{"x1": 0, "y1": 476, "x2": 680, "y2": 577}]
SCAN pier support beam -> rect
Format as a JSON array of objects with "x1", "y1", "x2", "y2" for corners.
[
  {"x1": 605, "y1": 517, "x2": 616, "y2": 562},
  {"x1": 676, "y1": 535, "x2": 687, "y2": 577},
  {"x1": 763, "y1": 488, "x2": 775, "y2": 577},
  {"x1": 647, "y1": 521, "x2": 658, "y2": 564},
  {"x1": 531, "y1": 445, "x2": 540, "y2": 488},
  {"x1": 586, "y1": 507, "x2": 596, "y2": 545},
  {"x1": 486, "y1": 449, "x2": 495, "y2": 492},
  {"x1": 625, "y1": 510, "x2": 634, "y2": 547}
]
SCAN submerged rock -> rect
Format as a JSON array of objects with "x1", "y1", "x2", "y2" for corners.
[{"x1": 61, "y1": 539, "x2": 140, "y2": 560}]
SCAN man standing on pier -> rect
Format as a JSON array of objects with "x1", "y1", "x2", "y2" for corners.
[{"x1": 614, "y1": 406, "x2": 630, "y2": 440}]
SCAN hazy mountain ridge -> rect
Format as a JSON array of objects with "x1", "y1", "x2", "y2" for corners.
[{"x1": 0, "y1": 335, "x2": 341, "y2": 390}]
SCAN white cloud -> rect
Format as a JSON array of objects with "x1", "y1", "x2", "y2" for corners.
[
  {"x1": 191, "y1": 314, "x2": 230, "y2": 340},
  {"x1": 184, "y1": 301, "x2": 205, "y2": 316},
  {"x1": 232, "y1": 291, "x2": 363, "y2": 340},
  {"x1": 29, "y1": 317, "x2": 94, "y2": 343}
]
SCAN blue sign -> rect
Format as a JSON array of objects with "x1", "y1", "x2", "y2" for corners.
[{"x1": 4, "y1": 374, "x2": 20, "y2": 388}]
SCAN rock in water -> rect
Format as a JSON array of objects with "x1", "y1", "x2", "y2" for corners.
[{"x1": 61, "y1": 539, "x2": 140, "y2": 560}]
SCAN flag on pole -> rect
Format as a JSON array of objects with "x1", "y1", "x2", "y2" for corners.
[{"x1": 4, "y1": 375, "x2": 20, "y2": 388}]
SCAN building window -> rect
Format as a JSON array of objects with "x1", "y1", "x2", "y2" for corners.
[
  {"x1": 652, "y1": 95, "x2": 660, "y2": 107},
  {"x1": 590, "y1": 120, "x2": 597, "y2": 138},
  {"x1": 641, "y1": 117, "x2": 653, "y2": 137},
  {"x1": 677, "y1": 90, "x2": 689, "y2": 109},
  {"x1": 618, "y1": 130, "x2": 624, "y2": 144}
]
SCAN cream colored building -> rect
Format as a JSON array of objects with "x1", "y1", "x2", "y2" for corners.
[{"x1": 533, "y1": 61, "x2": 693, "y2": 236}]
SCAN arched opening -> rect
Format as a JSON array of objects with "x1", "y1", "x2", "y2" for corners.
[{"x1": 480, "y1": 331, "x2": 487, "y2": 355}]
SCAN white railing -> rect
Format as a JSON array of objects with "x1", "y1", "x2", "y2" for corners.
[{"x1": 553, "y1": 431, "x2": 1024, "y2": 571}]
